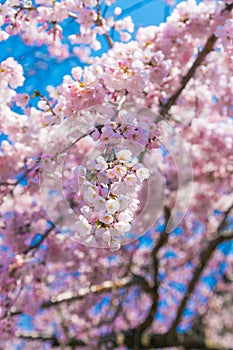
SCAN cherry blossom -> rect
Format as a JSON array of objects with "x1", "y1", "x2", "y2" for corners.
[{"x1": 0, "y1": 0, "x2": 233, "y2": 349}]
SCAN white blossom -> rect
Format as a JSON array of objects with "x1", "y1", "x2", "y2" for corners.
[{"x1": 106, "y1": 198, "x2": 120, "y2": 213}]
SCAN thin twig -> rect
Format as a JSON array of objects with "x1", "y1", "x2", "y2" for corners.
[
  {"x1": 104, "y1": 33, "x2": 113, "y2": 48},
  {"x1": 23, "y1": 222, "x2": 56, "y2": 255}
]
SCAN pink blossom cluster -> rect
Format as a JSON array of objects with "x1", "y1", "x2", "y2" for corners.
[
  {"x1": 71, "y1": 147, "x2": 149, "y2": 249},
  {"x1": 45, "y1": 0, "x2": 232, "y2": 120},
  {"x1": 215, "y1": 18, "x2": 233, "y2": 53},
  {"x1": 0, "y1": 57, "x2": 24, "y2": 105},
  {"x1": 0, "y1": 0, "x2": 134, "y2": 60},
  {"x1": 61, "y1": 108, "x2": 155, "y2": 248}
]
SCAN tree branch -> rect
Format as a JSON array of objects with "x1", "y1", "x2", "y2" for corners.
[
  {"x1": 159, "y1": 34, "x2": 217, "y2": 117},
  {"x1": 99, "y1": 330, "x2": 229, "y2": 350},
  {"x1": 131, "y1": 331, "x2": 230, "y2": 349},
  {"x1": 97, "y1": 206, "x2": 233, "y2": 349},
  {"x1": 104, "y1": 33, "x2": 113, "y2": 49},
  {"x1": 136, "y1": 207, "x2": 171, "y2": 333},
  {"x1": 17, "y1": 331, "x2": 86, "y2": 347},
  {"x1": 16, "y1": 332, "x2": 60, "y2": 347},
  {"x1": 18, "y1": 329, "x2": 229, "y2": 349},
  {"x1": 41, "y1": 274, "x2": 152, "y2": 308},
  {"x1": 159, "y1": 1, "x2": 233, "y2": 118},
  {"x1": 169, "y1": 229, "x2": 233, "y2": 333},
  {"x1": 23, "y1": 222, "x2": 56, "y2": 255},
  {"x1": 0, "y1": 160, "x2": 40, "y2": 206},
  {"x1": 168, "y1": 201, "x2": 233, "y2": 332},
  {"x1": 8, "y1": 274, "x2": 152, "y2": 319}
]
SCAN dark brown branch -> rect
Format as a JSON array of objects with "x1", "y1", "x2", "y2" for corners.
[
  {"x1": 0, "y1": 160, "x2": 40, "y2": 206},
  {"x1": 17, "y1": 331, "x2": 86, "y2": 347},
  {"x1": 136, "y1": 207, "x2": 171, "y2": 333},
  {"x1": 159, "y1": 2, "x2": 233, "y2": 118},
  {"x1": 96, "y1": 0, "x2": 101, "y2": 19},
  {"x1": 8, "y1": 274, "x2": 152, "y2": 319},
  {"x1": 132, "y1": 331, "x2": 229, "y2": 349},
  {"x1": 42, "y1": 274, "x2": 152, "y2": 308},
  {"x1": 169, "y1": 231, "x2": 233, "y2": 333},
  {"x1": 16, "y1": 332, "x2": 60, "y2": 347},
  {"x1": 23, "y1": 222, "x2": 56, "y2": 255},
  {"x1": 0, "y1": 182, "x2": 16, "y2": 186},
  {"x1": 168, "y1": 202, "x2": 233, "y2": 332},
  {"x1": 97, "y1": 199, "x2": 233, "y2": 350},
  {"x1": 18, "y1": 330, "x2": 229, "y2": 349},
  {"x1": 104, "y1": 33, "x2": 113, "y2": 48},
  {"x1": 94, "y1": 0, "x2": 113, "y2": 48},
  {"x1": 13, "y1": 5, "x2": 37, "y2": 10},
  {"x1": 224, "y1": 2, "x2": 233, "y2": 12},
  {"x1": 32, "y1": 90, "x2": 56, "y2": 116},
  {"x1": 217, "y1": 203, "x2": 233, "y2": 232},
  {"x1": 1, "y1": 224, "x2": 57, "y2": 319},
  {"x1": 99, "y1": 330, "x2": 229, "y2": 350},
  {"x1": 159, "y1": 34, "x2": 217, "y2": 117}
]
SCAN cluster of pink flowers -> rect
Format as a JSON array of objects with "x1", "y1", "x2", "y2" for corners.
[
  {"x1": 66, "y1": 108, "x2": 153, "y2": 249},
  {"x1": 215, "y1": 18, "x2": 233, "y2": 52},
  {"x1": 0, "y1": 57, "x2": 24, "y2": 103},
  {"x1": 0, "y1": 0, "x2": 134, "y2": 60},
  {"x1": 72, "y1": 148, "x2": 149, "y2": 249}
]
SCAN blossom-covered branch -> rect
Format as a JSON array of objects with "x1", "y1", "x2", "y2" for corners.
[
  {"x1": 160, "y1": 1, "x2": 233, "y2": 117},
  {"x1": 169, "y1": 204, "x2": 233, "y2": 333}
]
